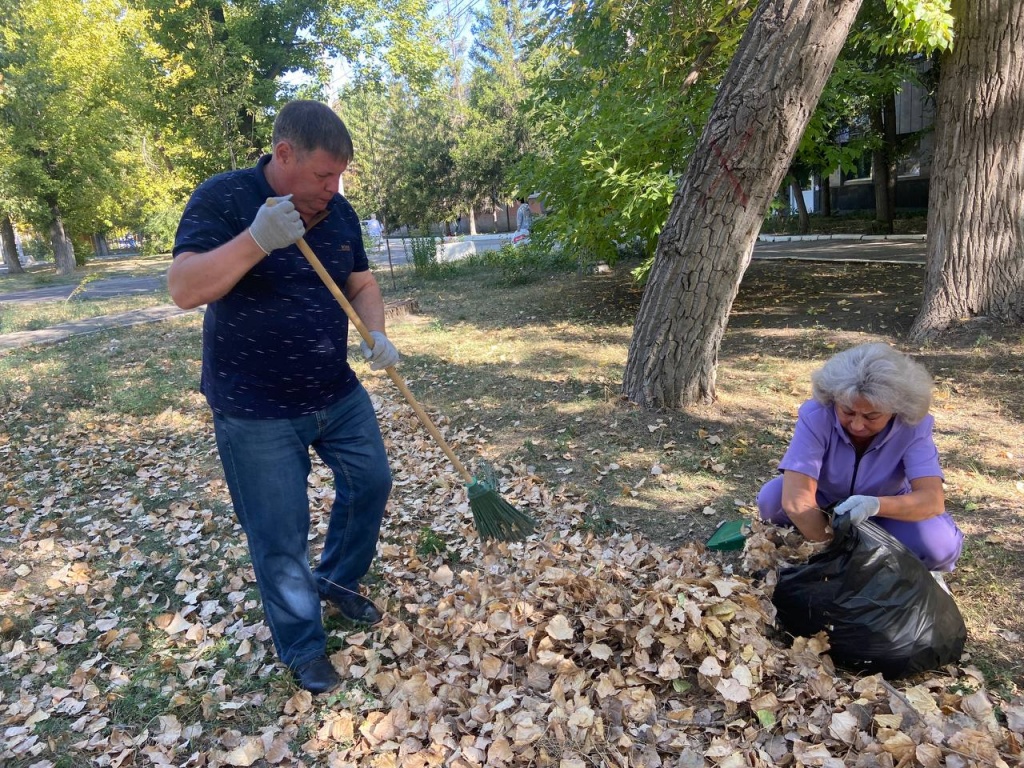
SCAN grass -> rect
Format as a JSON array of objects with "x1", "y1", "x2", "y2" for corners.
[
  {"x1": 1, "y1": 242, "x2": 1022, "y2": 763},
  {"x1": 0, "y1": 293, "x2": 173, "y2": 334}
]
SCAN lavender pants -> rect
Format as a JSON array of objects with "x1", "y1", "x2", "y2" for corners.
[{"x1": 756, "y1": 475, "x2": 964, "y2": 572}]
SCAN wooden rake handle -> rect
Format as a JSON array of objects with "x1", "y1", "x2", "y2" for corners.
[{"x1": 292, "y1": 235, "x2": 476, "y2": 486}]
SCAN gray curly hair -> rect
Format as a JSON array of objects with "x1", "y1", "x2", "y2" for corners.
[{"x1": 811, "y1": 342, "x2": 933, "y2": 425}]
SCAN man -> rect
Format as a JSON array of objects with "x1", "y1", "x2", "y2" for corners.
[{"x1": 169, "y1": 100, "x2": 398, "y2": 695}]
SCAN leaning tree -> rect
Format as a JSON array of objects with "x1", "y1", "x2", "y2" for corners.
[
  {"x1": 909, "y1": 0, "x2": 1024, "y2": 340},
  {"x1": 622, "y1": 0, "x2": 866, "y2": 408}
]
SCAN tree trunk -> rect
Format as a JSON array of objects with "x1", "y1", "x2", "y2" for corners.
[
  {"x1": 469, "y1": 208, "x2": 478, "y2": 235},
  {"x1": 49, "y1": 205, "x2": 77, "y2": 276},
  {"x1": 909, "y1": 0, "x2": 1024, "y2": 340},
  {"x1": 1, "y1": 214, "x2": 24, "y2": 274},
  {"x1": 870, "y1": 99, "x2": 895, "y2": 234},
  {"x1": 820, "y1": 173, "x2": 832, "y2": 217},
  {"x1": 622, "y1": 0, "x2": 864, "y2": 408},
  {"x1": 93, "y1": 233, "x2": 110, "y2": 258},
  {"x1": 790, "y1": 177, "x2": 810, "y2": 233}
]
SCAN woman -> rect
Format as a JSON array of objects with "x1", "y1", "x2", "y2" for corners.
[
  {"x1": 757, "y1": 342, "x2": 963, "y2": 573},
  {"x1": 516, "y1": 198, "x2": 533, "y2": 232}
]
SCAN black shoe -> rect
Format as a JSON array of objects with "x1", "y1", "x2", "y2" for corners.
[
  {"x1": 291, "y1": 655, "x2": 341, "y2": 695},
  {"x1": 326, "y1": 591, "x2": 383, "y2": 626}
]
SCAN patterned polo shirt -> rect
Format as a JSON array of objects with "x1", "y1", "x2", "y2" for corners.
[{"x1": 173, "y1": 155, "x2": 367, "y2": 418}]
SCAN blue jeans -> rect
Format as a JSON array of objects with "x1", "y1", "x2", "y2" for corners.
[{"x1": 212, "y1": 384, "x2": 391, "y2": 668}]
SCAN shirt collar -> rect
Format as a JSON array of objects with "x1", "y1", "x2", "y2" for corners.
[{"x1": 254, "y1": 154, "x2": 277, "y2": 199}]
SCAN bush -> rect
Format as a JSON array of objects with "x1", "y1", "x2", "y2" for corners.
[
  {"x1": 405, "y1": 232, "x2": 458, "y2": 280},
  {"x1": 140, "y1": 206, "x2": 181, "y2": 256},
  {"x1": 483, "y1": 240, "x2": 578, "y2": 286}
]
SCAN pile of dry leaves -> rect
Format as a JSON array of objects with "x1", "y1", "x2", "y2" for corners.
[{"x1": 2, "y1": 392, "x2": 1022, "y2": 767}]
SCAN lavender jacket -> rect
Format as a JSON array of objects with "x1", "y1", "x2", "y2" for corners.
[{"x1": 778, "y1": 399, "x2": 943, "y2": 506}]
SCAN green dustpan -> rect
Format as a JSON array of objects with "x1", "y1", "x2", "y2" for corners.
[{"x1": 706, "y1": 519, "x2": 751, "y2": 551}]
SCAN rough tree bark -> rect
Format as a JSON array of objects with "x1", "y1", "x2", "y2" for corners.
[
  {"x1": 49, "y1": 205, "x2": 77, "y2": 276},
  {"x1": 1, "y1": 214, "x2": 24, "y2": 274},
  {"x1": 909, "y1": 0, "x2": 1024, "y2": 340},
  {"x1": 93, "y1": 233, "x2": 110, "y2": 258},
  {"x1": 622, "y1": 0, "x2": 864, "y2": 408},
  {"x1": 870, "y1": 94, "x2": 897, "y2": 234}
]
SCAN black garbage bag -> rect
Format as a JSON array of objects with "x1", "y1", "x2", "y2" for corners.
[{"x1": 772, "y1": 514, "x2": 967, "y2": 678}]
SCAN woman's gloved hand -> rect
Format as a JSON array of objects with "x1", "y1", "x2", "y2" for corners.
[
  {"x1": 834, "y1": 495, "x2": 881, "y2": 525},
  {"x1": 360, "y1": 331, "x2": 400, "y2": 371}
]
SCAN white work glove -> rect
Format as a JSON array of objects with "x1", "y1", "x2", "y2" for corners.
[
  {"x1": 360, "y1": 331, "x2": 400, "y2": 371},
  {"x1": 834, "y1": 495, "x2": 881, "y2": 526},
  {"x1": 248, "y1": 194, "x2": 305, "y2": 254}
]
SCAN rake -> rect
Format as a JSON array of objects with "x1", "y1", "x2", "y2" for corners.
[{"x1": 293, "y1": 233, "x2": 535, "y2": 542}]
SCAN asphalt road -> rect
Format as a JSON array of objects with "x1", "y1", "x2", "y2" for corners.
[{"x1": 0, "y1": 275, "x2": 168, "y2": 304}]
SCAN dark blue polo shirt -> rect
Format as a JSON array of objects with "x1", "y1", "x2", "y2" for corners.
[{"x1": 173, "y1": 155, "x2": 367, "y2": 418}]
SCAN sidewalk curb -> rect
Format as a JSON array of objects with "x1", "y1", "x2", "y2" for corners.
[
  {"x1": 757, "y1": 233, "x2": 926, "y2": 243},
  {"x1": 752, "y1": 255, "x2": 924, "y2": 265}
]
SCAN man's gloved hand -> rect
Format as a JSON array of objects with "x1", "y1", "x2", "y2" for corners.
[
  {"x1": 834, "y1": 495, "x2": 881, "y2": 526},
  {"x1": 248, "y1": 194, "x2": 305, "y2": 254},
  {"x1": 360, "y1": 331, "x2": 400, "y2": 371}
]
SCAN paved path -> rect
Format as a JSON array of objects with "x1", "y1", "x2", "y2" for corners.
[
  {"x1": 0, "y1": 275, "x2": 167, "y2": 304},
  {"x1": 0, "y1": 236, "x2": 927, "y2": 353},
  {"x1": 754, "y1": 236, "x2": 926, "y2": 264}
]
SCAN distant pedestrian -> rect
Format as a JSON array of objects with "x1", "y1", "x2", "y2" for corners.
[
  {"x1": 365, "y1": 215, "x2": 383, "y2": 250},
  {"x1": 516, "y1": 198, "x2": 533, "y2": 232}
]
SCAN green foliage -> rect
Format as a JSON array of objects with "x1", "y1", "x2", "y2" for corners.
[
  {"x1": 415, "y1": 527, "x2": 448, "y2": 558},
  {"x1": 405, "y1": 232, "x2": 451, "y2": 280},
  {"x1": 387, "y1": 87, "x2": 463, "y2": 228},
  {"x1": 482, "y1": 240, "x2": 578, "y2": 286},
  {"x1": 341, "y1": 85, "x2": 393, "y2": 226},
  {"x1": 785, "y1": 0, "x2": 953, "y2": 215},
  {"x1": 519, "y1": 0, "x2": 753, "y2": 266},
  {"x1": 0, "y1": 0, "x2": 158, "y2": 250},
  {"x1": 136, "y1": 0, "x2": 443, "y2": 190},
  {"x1": 136, "y1": 0, "x2": 294, "y2": 183},
  {"x1": 137, "y1": 199, "x2": 185, "y2": 256},
  {"x1": 454, "y1": 0, "x2": 539, "y2": 215},
  {"x1": 882, "y1": 0, "x2": 954, "y2": 53}
]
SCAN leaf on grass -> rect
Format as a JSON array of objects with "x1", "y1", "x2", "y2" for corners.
[
  {"x1": 154, "y1": 612, "x2": 192, "y2": 635},
  {"x1": 220, "y1": 736, "x2": 264, "y2": 767}
]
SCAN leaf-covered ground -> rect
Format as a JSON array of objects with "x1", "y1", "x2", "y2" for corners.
[
  {"x1": 2, "y1": 256, "x2": 1023, "y2": 766},
  {"x1": 2, "y1": 347, "x2": 1022, "y2": 766}
]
